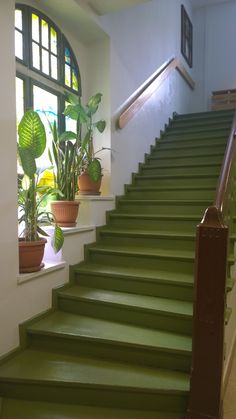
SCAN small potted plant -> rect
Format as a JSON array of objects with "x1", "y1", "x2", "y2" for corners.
[
  {"x1": 48, "y1": 117, "x2": 80, "y2": 227},
  {"x1": 18, "y1": 110, "x2": 64, "y2": 273},
  {"x1": 64, "y1": 92, "x2": 107, "y2": 195}
]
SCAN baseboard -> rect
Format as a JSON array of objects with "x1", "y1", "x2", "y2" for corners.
[{"x1": 223, "y1": 330, "x2": 236, "y2": 394}]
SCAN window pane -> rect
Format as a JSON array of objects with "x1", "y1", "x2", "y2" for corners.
[
  {"x1": 32, "y1": 13, "x2": 39, "y2": 42},
  {"x1": 51, "y1": 55, "x2": 58, "y2": 79},
  {"x1": 16, "y1": 77, "x2": 24, "y2": 129},
  {"x1": 33, "y1": 85, "x2": 58, "y2": 168},
  {"x1": 65, "y1": 64, "x2": 71, "y2": 87},
  {"x1": 15, "y1": 10, "x2": 22, "y2": 30},
  {"x1": 65, "y1": 101, "x2": 77, "y2": 132},
  {"x1": 32, "y1": 42, "x2": 40, "y2": 70},
  {"x1": 72, "y1": 70, "x2": 78, "y2": 91},
  {"x1": 65, "y1": 47, "x2": 71, "y2": 64},
  {"x1": 15, "y1": 30, "x2": 23, "y2": 60},
  {"x1": 41, "y1": 19, "x2": 49, "y2": 48},
  {"x1": 50, "y1": 27, "x2": 57, "y2": 54},
  {"x1": 42, "y1": 49, "x2": 49, "y2": 75}
]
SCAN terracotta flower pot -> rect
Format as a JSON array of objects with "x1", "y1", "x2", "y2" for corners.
[
  {"x1": 19, "y1": 238, "x2": 47, "y2": 273},
  {"x1": 51, "y1": 200, "x2": 79, "y2": 227},
  {"x1": 78, "y1": 173, "x2": 102, "y2": 195}
]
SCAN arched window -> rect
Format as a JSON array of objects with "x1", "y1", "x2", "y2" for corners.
[{"x1": 15, "y1": 4, "x2": 81, "y2": 134}]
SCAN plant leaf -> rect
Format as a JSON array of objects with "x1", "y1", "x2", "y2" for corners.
[
  {"x1": 18, "y1": 146, "x2": 36, "y2": 178},
  {"x1": 18, "y1": 110, "x2": 46, "y2": 159},
  {"x1": 87, "y1": 93, "x2": 102, "y2": 116},
  {"x1": 87, "y1": 158, "x2": 102, "y2": 182},
  {"x1": 94, "y1": 120, "x2": 106, "y2": 133},
  {"x1": 59, "y1": 131, "x2": 77, "y2": 142},
  {"x1": 51, "y1": 224, "x2": 64, "y2": 253}
]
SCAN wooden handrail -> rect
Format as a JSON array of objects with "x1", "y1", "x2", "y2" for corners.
[
  {"x1": 187, "y1": 111, "x2": 236, "y2": 419},
  {"x1": 215, "y1": 111, "x2": 236, "y2": 212},
  {"x1": 117, "y1": 57, "x2": 195, "y2": 129}
]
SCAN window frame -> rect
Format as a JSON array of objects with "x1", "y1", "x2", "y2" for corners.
[
  {"x1": 15, "y1": 3, "x2": 82, "y2": 96},
  {"x1": 181, "y1": 4, "x2": 193, "y2": 68}
]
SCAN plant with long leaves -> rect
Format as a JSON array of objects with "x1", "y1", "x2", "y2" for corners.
[
  {"x1": 18, "y1": 110, "x2": 64, "y2": 252},
  {"x1": 63, "y1": 92, "x2": 107, "y2": 182}
]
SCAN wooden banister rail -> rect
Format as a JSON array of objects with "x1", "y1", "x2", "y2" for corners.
[
  {"x1": 117, "y1": 57, "x2": 195, "y2": 129},
  {"x1": 187, "y1": 111, "x2": 236, "y2": 419}
]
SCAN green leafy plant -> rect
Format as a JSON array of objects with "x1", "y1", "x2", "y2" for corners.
[
  {"x1": 18, "y1": 110, "x2": 64, "y2": 252},
  {"x1": 63, "y1": 92, "x2": 107, "y2": 182},
  {"x1": 48, "y1": 120, "x2": 79, "y2": 201}
]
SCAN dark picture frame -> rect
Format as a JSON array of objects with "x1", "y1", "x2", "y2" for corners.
[{"x1": 181, "y1": 5, "x2": 193, "y2": 68}]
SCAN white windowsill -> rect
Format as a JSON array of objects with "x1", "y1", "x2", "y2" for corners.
[{"x1": 17, "y1": 260, "x2": 66, "y2": 285}]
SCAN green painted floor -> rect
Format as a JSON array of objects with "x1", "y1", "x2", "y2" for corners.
[{"x1": 0, "y1": 109, "x2": 235, "y2": 418}]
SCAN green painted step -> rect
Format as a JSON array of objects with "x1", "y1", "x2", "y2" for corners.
[
  {"x1": 56, "y1": 286, "x2": 193, "y2": 335},
  {"x1": 74, "y1": 263, "x2": 194, "y2": 301},
  {"x1": 0, "y1": 399, "x2": 186, "y2": 419},
  {"x1": 173, "y1": 108, "x2": 235, "y2": 120},
  {"x1": 169, "y1": 116, "x2": 233, "y2": 129},
  {"x1": 140, "y1": 162, "x2": 221, "y2": 176},
  {"x1": 165, "y1": 125, "x2": 231, "y2": 136},
  {"x1": 98, "y1": 228, "x2": 196, "y2": 252},
  {"x1": 86, "y1": 244, "x2": 195, "y2": 274},
  {"x1": 27, "y1": 310, "x2": 192, "y2": 370},
  {"x1": 150, "y1": 144, "x2": 225, "y2": 158},
  {"x1": 116, "y1": 198, "x2": 211, "y2": 216},
  {"x1": 125, "y1": 185, "x2": 216, "y2": 199},
  {"x1": 145, "y1": 152, "x2": 224, "y2": 167},
  {"x1": 107, "y1": 212, "x2": 202, "y2": 231},
  {"x1": 0, "y1": 349, "x2": 189, "y2": 410},
  {"x1": 154, "y1": 137, "x2": 227, "y2": 151},
  {"x1": 163, "y1": 128, "x2": 230, "y2": 140},
  {"x1": 133, "y1": 173, "x2": 218, "y2": 188}
]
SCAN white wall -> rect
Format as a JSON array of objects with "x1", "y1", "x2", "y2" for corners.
[
  {"x1": 192, "y1": 0, "x2": 236, "y2": 111},
  {"x1": 0, "y1": 0, "x2": 110, "y2": 357},
  {"x1": 99, "y1": 0, "x2": 195, "y2": 195}
]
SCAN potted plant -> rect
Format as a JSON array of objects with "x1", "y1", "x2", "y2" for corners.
[
  {"x1": 18, "y1": 110, "x2": 64, "y2": 273},
  {"x1": 48, "y1": 117, "x2": 80, "y2": 227},
  {"x1": 64, "y1": 92, "x2": 107, "y2": 195}
]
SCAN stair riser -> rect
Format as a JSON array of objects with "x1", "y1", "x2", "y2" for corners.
[
  {"x1": 140, "y1": 165, "x2": 221, "y2": 176},
  {"x1": 58, "y1": 297, "x2": 192, "y2": 335},
  {"x1": 87, "y1": 250, "x2": 194, "y2": 275},
  {"x1": 169, "y1": 118, "x2": 233, "y2": 130},
  {"x1": 150, "y1": 146, "x2": 225, "y2": 158},
  {"x1": 108, "y1": 216, "x2": 200, "y2": 233},
  {"x1": 165, "y1": 124, "x2": 230, "y2": 135},
  {"x1": 126, "y1": 189, "x2": 215, "y2": 200},
  {"x1": 164, "y1": 129, "x2": 230, "y2": 139},
  {"x1": 146, "y1": 155, "x2": 223, "y2": 166},
  {"x1": 134, "y1": 177, "x2": 218, "y2": 188},
  {"x1": 98, "y1": 234, "x2": 196, "y2": 253},
  {"x1": 0, "y1": 382, "x2": 188, "y2": 411},
  {"x1": 27, "y1": 334, "x2": 191, "y2": 373},
  {"x1": 117, "y1": 201, "x2": 209, "y2": 216},
  {"x1": 154, "y1": 138, "x2": 227, "y2": 150},
  {"x1": 75, "y1": 273, "x2": 194, "y2": 302}
]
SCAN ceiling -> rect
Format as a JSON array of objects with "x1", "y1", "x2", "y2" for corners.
[
  {"x1": 190, "y1": 0, "x2": 234, "y2": 8},
  {"x1": 77, "y1": 0, "x2": 150, "y2": 16}
]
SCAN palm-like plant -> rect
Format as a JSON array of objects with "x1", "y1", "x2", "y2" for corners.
[{"x1": 18, "y1": 110, "x2": 64, "y2": 252}]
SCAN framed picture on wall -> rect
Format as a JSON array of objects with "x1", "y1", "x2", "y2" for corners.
[{"x1": 181, "y1": 5, "x2": 193, "y2": 68}]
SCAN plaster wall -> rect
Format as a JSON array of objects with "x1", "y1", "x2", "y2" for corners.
[
  {"x1": 99, "y1": 0, "x2": 195, "y2": 195},
  {"x1": 0, "y1": 0, "x2": 109, "y2": 356},
  {"x1": 192, "y1": 0, "x2": 236, "y2": 111}
]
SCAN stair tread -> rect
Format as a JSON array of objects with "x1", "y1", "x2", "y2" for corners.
[
  {"x1": 126, "y1": 185, "x2": 215, "y2": 191},
  {"x1": 134, "y1": 173, "x2": 218, "y2": 180},
  {"x1": 58, "y1": 286, "x2": 193, "y2": 318},
  {"x1": 0, "y1": 349, "x2": 189, "y2": 392},
  {"x1": 110, "y1": 213, "x2": 201, "y2": 220},
  {"x1": 118, "y1": 199, "x2": 211, "y2": 204},
  {"x1": 100, "y1": 228, "x2": 196, "y2": 239},
  {"x1": 28, "y1": 310, "x2": 192, "y2": 352},
  {"x1": 142, "y1": 162, "x2": 221, "y2": 169},
  {"x1": 75, "y1": 263, "x2": 194, "y2": 286},
  {"x1": 89, "y1": 244, "x2": 195, "y2": 260},
  {"x1": 155, "y1": 141, "x2": 226, "y2": 151},
  {"x1": 1, "y1": 399, "x2": 183, "y2": 419}
]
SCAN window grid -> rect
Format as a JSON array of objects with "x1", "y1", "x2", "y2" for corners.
[{"x1": 15, "y1": 4, "x2": 81, "y2": 95}]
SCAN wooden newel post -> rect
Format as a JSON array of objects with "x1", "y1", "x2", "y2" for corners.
[{"x1": 186, "y1": 206, "x2": 228, "y2": 419}]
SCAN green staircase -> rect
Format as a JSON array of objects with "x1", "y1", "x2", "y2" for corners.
[{"x1": 0, "y1": 109, "x2": 235, "y2": 419}]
